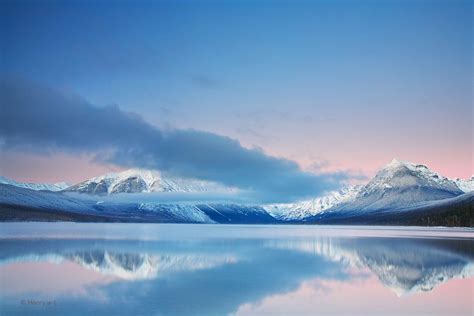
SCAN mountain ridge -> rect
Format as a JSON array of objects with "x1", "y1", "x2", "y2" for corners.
[
  {"x1": 0, "y1": 176, "x2": 69, "y2": 192},
  {"x1": 64, "y1": 168, "x2": 231, "y2": 195},
  {"x1": 1, "y1": 159, "x2": 472, "y2": 225},
  {"x1": 265, "y1": 159, "x2": 470, "y2": 221}
]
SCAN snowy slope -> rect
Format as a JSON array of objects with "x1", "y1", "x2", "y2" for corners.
[
  {"x1": 0, "y1": 176, "x2": 69, "y2": 192},
  {"x1": 197, "y1": 204, "x2": 278, "y2": 223},
  {"x1": 0, "y1": 183, "x2": 208, "y2": 222},
  {"x1": 138, "y1": 203, "x2": 215, "y2": 223},
  {"x1": 454, "y1": 176, "x2": 474, "y2": 193},
  {"x1": 328, "y1": 159, "x2": 464, "y2": 213},
  {"x1": 270, "y1": 159, "x2": 468, "y2": 220},
  {"x1": 66, "y1": 169, "x2": 230, "y2": 195},
  {"x1": 0, "y1": 183, "x2": 219, "y2": 223},
  {"x1": 1, "y1": 160, "x2": 471, "y2": 224},
  {"x1": 0, "y1": 184, "x2": 276, "y2": 224},
  {"x1": 264, "y1": 186, "x2": 361, "y2": 221},
  {"x1": 358, "y1": 159, "x2": 462, "y2": 197},
  {"x1": 0, "y1": 183, "x2": 98, "y2": 214}
]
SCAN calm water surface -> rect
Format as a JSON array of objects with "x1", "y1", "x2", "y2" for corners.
[{"x1": 0, "y1": 223, "x2": 472, "y2": 316}]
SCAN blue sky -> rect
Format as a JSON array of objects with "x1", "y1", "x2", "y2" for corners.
[{"x1": 1, "y1": 0, "x2": 472, "y2": 188}]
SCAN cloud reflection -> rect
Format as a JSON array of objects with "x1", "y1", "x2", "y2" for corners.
[{"x1": 0, "y1": 229, "x2": 472, "y2": 315}]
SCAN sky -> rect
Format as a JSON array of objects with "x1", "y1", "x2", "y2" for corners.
[{"x1": 0, "y1": 0, "x2": 472, "y2": 200}]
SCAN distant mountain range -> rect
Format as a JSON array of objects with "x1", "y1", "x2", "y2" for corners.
[
  {"x1": 1, "y1": 159, "x2": 472, "y2": 226},
  {"x1": 0, "y1": 176, "x2": 69, "y2": 192},
  {"x1": 65, "y1": 169, "x2": 231, "y2": 194}
]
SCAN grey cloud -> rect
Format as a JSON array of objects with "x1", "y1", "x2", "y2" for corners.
[{"x1": 0, "y1": 77, "x2": 346, "y2": 203}]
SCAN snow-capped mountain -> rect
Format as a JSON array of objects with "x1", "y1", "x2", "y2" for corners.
[
  {"x1": 359, "y1": 159, "x2": 463, "y2": 197},
  {"x1": 66, "y1": 169, "x2": 231, "y2": 195},
  {"x1": 0, "y1": 183, "x2": 277, "y2": 224},
  {"x1": 0, "y1": 183, "x2": 100, "y2": 215},
  {"x1": 1, "y1": 159, "x2": 471, "y2": 225},
  {"x1": 0, "y1": 176, "x2": 69, "y2": 192},
  {"x1": 264, "y1": 185, "x2": 361, "y2": 221},
  {"x1": 327, "y1": 159, "x2": 464, "y2": 214},
  {"x1": 454, "y1": 176, "x2": 474, "y2": 193},
  {"x1": 138, "y1": 203, "x2": 216, "y2": 223},
  {"x1": 272, "y1": 159, "x2": 469, "y2": 221}
]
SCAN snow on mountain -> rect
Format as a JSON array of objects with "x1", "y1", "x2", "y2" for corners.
[
  {"x1": 270, "y1": 159, "x2": 468, "y2": 221},
  {"x1": 359, "y1": 159, "x2": 462, "y2": 197},
  {"x1": 0, "y1": 183, "x2": 277, "y2": 224},
  {"x1": 330, "y1": 159, "x2": 464, "y2": 213},
  {"x1": 264, "y1": 185, "x2": 361, "y2": 221},
  {"x1": 139, "y1": 203, "x2": 215, "y2": 223},
  {"x1": 2, "y1": 160, "x2": 471, "y2": 224},
  {"x1": 197, "y1": 204, "x2": 278, "y2": 223},
  {"x1": 0, "y1": 183, "x2": 98, "y2": 214},
  {"x1": 66, "y1": 169, "x2": 231, "y2": 195},
  {"x1": 0, "y1": 183, "x2": 225, "y2": 223},
  {"x1": 454, "y1": 176, "x2": 474, "y2": 193},
  {"x1": 0, "y1": 176, "x2": 69, "y2": 192}
]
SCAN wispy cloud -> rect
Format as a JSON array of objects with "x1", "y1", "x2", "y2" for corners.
[{"x1": 0, "y1": 77, "x2": 348, "y2": 203}]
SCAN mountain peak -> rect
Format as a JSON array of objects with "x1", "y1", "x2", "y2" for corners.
[
  {"x1": 66, "y1": 169, "x2": 231, "y2": 195},
  {"x1": 387, "y1": 158, "x2": 404, "y2": 167},
  {"x1": 379, "y1": 160, "x2": 472, "y2": 193},
  {"x1": 351, "y1": 159, "x2": 464, "y2": 211},
  {"x1": 384, "y1": 159, "x2": 430, "y2": 172}
]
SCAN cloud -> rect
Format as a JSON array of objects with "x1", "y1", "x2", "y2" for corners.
[{"x1": 0, "y1": 77, "x2": 347, "y2": 203}]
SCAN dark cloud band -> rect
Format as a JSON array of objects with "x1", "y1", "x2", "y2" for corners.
[{"x1": 0, "y1": 77, "x2": 346, "y2": 202}]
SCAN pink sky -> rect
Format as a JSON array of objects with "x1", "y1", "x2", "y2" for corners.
[
  {"x1": 235, "y1": 275, "x2": 473, "y2": 316},
  {"x1": 0, "y1": 146, "x2": 471, "y2": 185}
]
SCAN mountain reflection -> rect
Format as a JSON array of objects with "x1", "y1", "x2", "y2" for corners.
[
  {"x1": 66, "y1": 251, "x2": 238, "y2": 280},
  {"x1": 266, "y1": 237, "x2": 474, "y2": 296},
  {"x1": 0, "y1": 227, "x2": 472, "y2": 316}
]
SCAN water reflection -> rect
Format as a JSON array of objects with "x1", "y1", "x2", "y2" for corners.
[
  {"x1": 266, "y1": 237, "x2": 474, "y2": 296},
  {"x1": 0, "y1": 224, "x2": 472, "y2": 316}
]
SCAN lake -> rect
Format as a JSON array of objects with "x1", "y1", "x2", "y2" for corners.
[{"x1": 0, "y1": 223, "x2": 472, "y2": 315}]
